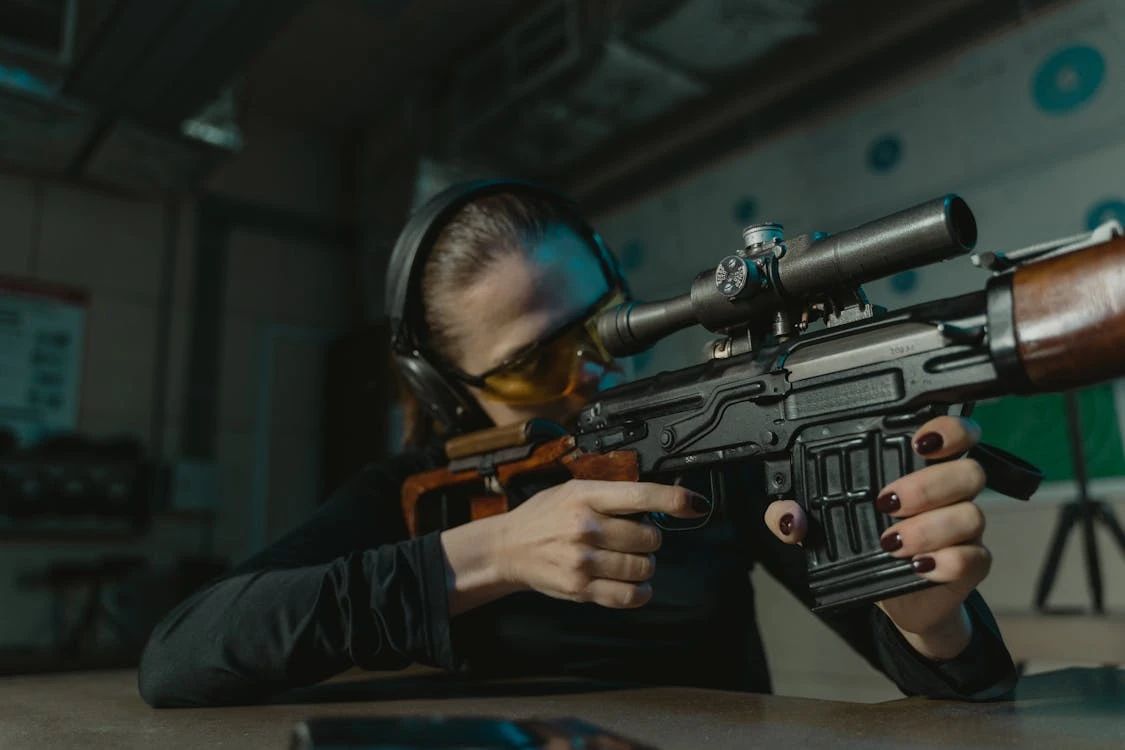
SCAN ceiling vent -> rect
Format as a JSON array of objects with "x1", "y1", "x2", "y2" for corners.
[
  {"x1": 634, "y1": 0, "x2": 820, "y2": 73},
  {"x1": 0, "y1": 0, "x2": 302, "y2": 193}
]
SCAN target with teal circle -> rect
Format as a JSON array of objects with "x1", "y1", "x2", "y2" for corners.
[
  {"x1": 732, "y1": 196, "x2": 758, "y2": 225},
  {"x1": 889, "y1": 270, "x2": 918, "y2": 294},
  {"x1": 867, "y1": 134, "x2": 902, "y2": 173},
  {"x1": 619, "y1": 240, "x2": 646, "y2": 271},
  {"x1": 1032, "y1": 45, "x2": 1105, "y2": 114},
  {"x1": 1086, "y1": 199, "x2": 1125, "y2": 230}
]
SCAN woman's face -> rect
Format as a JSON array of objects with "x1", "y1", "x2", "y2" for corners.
[{"x1": 448, "y1": 224, "x2": 622, "y2": 427}]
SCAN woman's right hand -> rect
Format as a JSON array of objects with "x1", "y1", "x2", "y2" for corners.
[{"x1": 491, "y1": 479, "x2": 710, "y2": 609}]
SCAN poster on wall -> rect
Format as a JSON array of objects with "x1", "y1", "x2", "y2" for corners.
[{"x1": 0, "y1": 277, "x2": 88, "y2": 446}]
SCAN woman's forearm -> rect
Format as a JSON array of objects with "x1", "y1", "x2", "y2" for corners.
[
  {"x1": 441, "y1": 514, "x2": 524, "y2": 615},
  {"x1": 139, "y1": 536, "x2": 454, "y2": 707},
  {"x1": 893, "y1": 604, "x2": 973, "y2": 661}
]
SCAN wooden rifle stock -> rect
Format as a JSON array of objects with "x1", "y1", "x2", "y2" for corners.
[
  {"x1": 400, "y1": 429, "x2": 639, "y2": 537},
  {"x1": 1012, "y1": 234, "x2": 1125, "y2": 390}
]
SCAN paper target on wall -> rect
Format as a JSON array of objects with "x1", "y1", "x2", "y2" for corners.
[
  {"x1": 1087, "y1": 199, "x2": 1125, "y2": 230},
  {"x1": 867, "y1": 134, "x2": 903, "y2": 174},
  {"x1": 1032, "y1": 45, "x2": 1106, "y2": 115},
  {"x1": 732, "y1": 196, "x2": 758, "y2": 225}
]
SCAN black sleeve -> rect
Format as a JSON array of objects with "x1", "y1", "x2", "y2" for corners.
[
  {"x1": 137, "y1": 457, "x2": 457, "y2": 708},
  {"x1": 749, "y1": 512, "x2": 1017, "y2": 701}
]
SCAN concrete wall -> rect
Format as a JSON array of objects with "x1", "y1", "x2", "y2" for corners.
[
  {"x1": 0, "y1": 174, "x2": 195, "y2": 651},
  {"x1": 592, "y1": 0, "x2": 1125, "y2": 699}
]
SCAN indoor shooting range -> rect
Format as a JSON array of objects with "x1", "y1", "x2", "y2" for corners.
[{"x1": 0, "y1": 1, "x2": 1123, "y2": 748}]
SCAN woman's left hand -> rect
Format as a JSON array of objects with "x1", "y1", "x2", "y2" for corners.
[{"x1": 764, "y1": 416, "x2": 989, "y2": 660}]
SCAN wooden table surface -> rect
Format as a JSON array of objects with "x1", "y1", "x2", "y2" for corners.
[{"x1": 0, "y1": 666, "x2": 1122, "y2": 749}]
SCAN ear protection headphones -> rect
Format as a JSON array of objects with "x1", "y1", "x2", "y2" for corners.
[{"x1": 384, "y1": 179, "x2": 628, "y2": 435}]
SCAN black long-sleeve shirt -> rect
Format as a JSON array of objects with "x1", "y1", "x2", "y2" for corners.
[{"x1": 137, "y1": 452, "x2": 1017, "y2": 707}]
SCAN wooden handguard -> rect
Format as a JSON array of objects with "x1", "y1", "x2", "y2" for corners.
[
  {"x1": 400, "y1": 435, "x2": 641, "y2": 537},
  {"x1": 1012, "y1": 234, "x2": 1125, "y2": 390},
  {"x1": 445, "y1": 421, "x2": 545, "y2": 460}
]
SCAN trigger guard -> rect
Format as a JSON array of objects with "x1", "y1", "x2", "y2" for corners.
[
  {"x1": 646, "y1": 507, "x2": 712, "y2": 531},
  {"x1": 967, "y1": 443, "x2": 1042, "y2": 501}
]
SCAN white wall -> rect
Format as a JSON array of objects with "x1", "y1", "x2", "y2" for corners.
[
  {"x1": 593, "y1": 0, "x2": 1125, "y2": 699},
  {"x1": 598, "y1": 0, "x2": 1125, "y2": 374}
]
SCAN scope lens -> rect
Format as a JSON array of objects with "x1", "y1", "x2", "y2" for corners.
[{"x1": 948, "y1": 196, "x2": 977, "y2": 250}]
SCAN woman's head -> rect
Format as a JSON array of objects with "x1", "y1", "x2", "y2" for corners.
[{"x1": 408, "y1": 189, "x2": 622, "y2": 435}]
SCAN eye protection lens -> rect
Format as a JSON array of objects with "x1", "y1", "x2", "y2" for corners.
[{"x1": 470, "y1": 291, "x2": 623, "y2": 406}]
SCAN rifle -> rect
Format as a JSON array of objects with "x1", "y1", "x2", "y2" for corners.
[{"x1": 401, "y1": 195, "x2": 1125, "y2": 613}]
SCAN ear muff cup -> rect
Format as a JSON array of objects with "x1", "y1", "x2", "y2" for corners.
[{"x1": 392, "y1": 351, "x2": 484, "y2": 429}]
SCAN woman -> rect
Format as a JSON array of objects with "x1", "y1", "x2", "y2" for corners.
[{"x1": 138, "y1": 181, "x2": 1015, "y2": 707}]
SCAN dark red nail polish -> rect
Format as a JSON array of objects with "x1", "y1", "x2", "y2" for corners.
[
  {"x1": 880, "y1": 532, "x2": 903, "y2": 552},
  {"x1": 875, "y1": 492, "x2": 901, "y2": 514},
  {"x1": 690, "y1": 493, "x2": 712, "y2": 514},
  {"x1": 914, "y1": 432, "x2": 944, "y2": 456},
  {"x1": 912, "y1": 556, "x2": 936, "y2": 573},
  {"x1": 780, "y1": 513, "x2": 794, "y2": 535}
]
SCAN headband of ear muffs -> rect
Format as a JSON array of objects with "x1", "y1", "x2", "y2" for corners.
[{"x1": 384, "y1": 178, "x2": 628, "y2": 435}]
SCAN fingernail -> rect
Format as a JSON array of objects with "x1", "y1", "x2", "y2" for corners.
[
  {"x1": 880, "y1": 532, "x2": 903, "y2": 552},
  {"x1": 914, "y1": 432, "x2": 944, "y2": 456},
  {"x1": 780, "y1": 513, "x2": 794, "y2": 536},
  {"x1": 912, "y1": 556, "x2": 936, "y2": 573},
  {"x1": 689, "y1": 492, "x2": 712, "y2": 514},
  {"x1": 875, "y1": 492, "x2": 901, "y2": 514}
]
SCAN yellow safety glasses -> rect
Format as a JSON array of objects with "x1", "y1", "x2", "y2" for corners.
[{"x1": 448, "y1": 289, "x2": 625, "y2": 406}]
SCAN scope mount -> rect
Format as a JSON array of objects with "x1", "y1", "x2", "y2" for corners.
[{"x1": 707, "y1": 223, "x2": 881, "y2": 360}]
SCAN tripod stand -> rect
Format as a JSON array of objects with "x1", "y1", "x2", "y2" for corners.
[{"x1": 1034, "y1": 390, "x2": 1125, "y2": 613}]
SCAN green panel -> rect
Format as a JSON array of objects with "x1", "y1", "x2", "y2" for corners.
[{"x1": 972, "y1": 384, "x2": 1125, "y2": 482}]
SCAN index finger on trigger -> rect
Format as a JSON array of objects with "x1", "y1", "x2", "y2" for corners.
[
  {"x1": 912, "y1": 416, "x2": 982, "y2": 460},
  {"x1": 586, "y1": 481, "x2": 710, "y2": 519}
]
